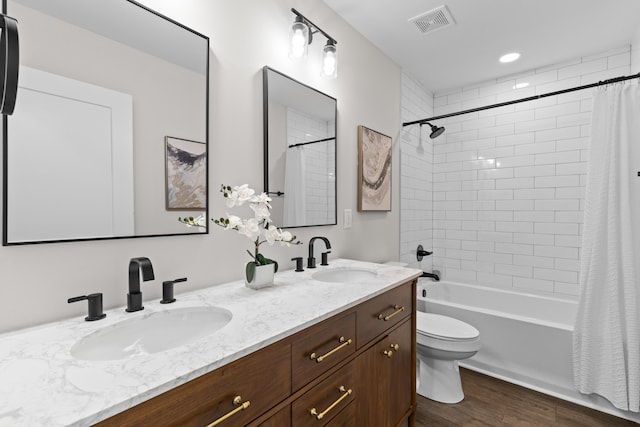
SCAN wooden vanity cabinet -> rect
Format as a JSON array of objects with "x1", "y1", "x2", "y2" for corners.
[
  {"x1": 356, "y1": 319, "x2": 414, "y2": 426},
  {"x1": 356, "y1": 281, "x2": 413, "y2": 348},
  {"x1": 292, "y1": 363, "x2": 355, "y2": 426},
  {"x1": 292, "y1": 312, "x2": 356, "y2": 391},
  {"x1": 355, "y1": 280, "x2": 416, "y2": 426},
  {"x1": 257, "y1": 406, "x2": 291, "y2": 427},
  {"x1": 94, "y1": 279, "x2": 416, "y2": 427},
  {"x1": 94, "y1": 341, "x2": 291, "y2": 427}
]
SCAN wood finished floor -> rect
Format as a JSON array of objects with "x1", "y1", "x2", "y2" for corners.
[{"x1": 415, "y1": 368, "x2": 638, "y2": 427}]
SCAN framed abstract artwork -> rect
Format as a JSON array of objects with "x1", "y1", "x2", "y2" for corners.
[
  {"x1": 165, "y1": 136, "x2": 206, "y2": 210},
  {"x1": 357, "y1": 125, "x2": 392, "y2": 211}
]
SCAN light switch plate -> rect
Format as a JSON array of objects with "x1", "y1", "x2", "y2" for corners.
[{"x1": 343, "y1": 209, "x2": 352, "y2": 229}]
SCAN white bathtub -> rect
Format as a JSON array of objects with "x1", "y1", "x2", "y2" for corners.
[{"x1": 418, "y1": 280, "x2": 640, "y2": 423}]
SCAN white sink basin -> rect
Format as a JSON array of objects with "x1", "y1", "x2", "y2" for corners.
[
  {"x1": 312, "y1": 267, "x2": 378, "y2": 283},
  {"x1": 70, "y1": 306, "x2": 232, "y2": 361}
]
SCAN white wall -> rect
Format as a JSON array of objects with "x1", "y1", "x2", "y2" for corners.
[
  {"x1": 632, "y1": 25, "x2": 640, "y2": 73},
  {"x1": 0, "y1": 0, "x2": 401, "y2": 333},
  {"x1": 429, "y1": 47, "x2": 630, "y2": 297}
]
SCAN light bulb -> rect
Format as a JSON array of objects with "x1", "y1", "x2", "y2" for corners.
[
  {"x1": 321, "y1": 41, "x2": 337, "y2": 79},
  {"x1": 289, "y1": 18, "x2": 309, "y2": 61},
  {"x1": 292, "y1": 29, "x2": 305, "y2": 48}
]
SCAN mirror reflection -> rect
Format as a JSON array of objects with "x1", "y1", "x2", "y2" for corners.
[
  {"x1": 3, "y1": 0, "x2": 209, "y2": 245},
  {"x1": 263, "y1": 67, "x2": 336, "y2": 228}
]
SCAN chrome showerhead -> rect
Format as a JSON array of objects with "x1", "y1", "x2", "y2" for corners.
[{"x1": 425, "y1": 122, "x2": 445, "y2": 139}]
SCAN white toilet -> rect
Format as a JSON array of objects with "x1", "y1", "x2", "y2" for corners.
[
  {"x1": 416, "y1": 311, "x2": 480, "y2": 403},
  {"x1": 383, "y1": 261, "x2": 480, "y2": 403}
]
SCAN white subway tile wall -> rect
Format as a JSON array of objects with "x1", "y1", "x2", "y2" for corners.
[
  {"x1": 400, "y1": 47, "x2": 632, "y2": 297},
  {"x1": 287, "y1": 109, "x2": 336, "y2": 225},
  {"x1": 400, "y1": 72, "x2": 434, "y2": 270}
]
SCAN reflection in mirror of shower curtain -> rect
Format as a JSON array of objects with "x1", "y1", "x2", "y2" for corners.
[{"x1": 284, "y1": 146, "x2": 306, "y2": 226}]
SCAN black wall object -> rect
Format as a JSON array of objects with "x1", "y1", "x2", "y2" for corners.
[{"x1": 0, "y1": 13, "x2": 19, "y2": 115}]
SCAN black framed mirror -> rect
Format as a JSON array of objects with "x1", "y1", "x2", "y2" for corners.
[
  {"x1": 263, "y1": 66, "x2": 337, "y2": 228},
  {"x1": 3, "y1": 0, "x2": 209, "y2": 245}
]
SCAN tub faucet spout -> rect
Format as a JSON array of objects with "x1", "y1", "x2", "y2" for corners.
[{"x1": 421, "y1": 271, "x2": 440, "y2": 282}]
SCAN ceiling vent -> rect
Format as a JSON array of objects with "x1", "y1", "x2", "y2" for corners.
[{"x1": 409, "y1": 5, "x2": 455, "y2": 35}]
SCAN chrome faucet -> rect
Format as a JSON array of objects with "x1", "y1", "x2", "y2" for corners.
[
  {"x1": 308, "y1": 236, "x2": 331, "y2": 268},
  {"x1": 126, "y1": 257, "x2": 155, "y2": 312}
]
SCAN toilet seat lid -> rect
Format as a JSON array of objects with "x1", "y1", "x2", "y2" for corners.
[{"x1": 417, "y1": 312, "x2": 479, "y2": 340}]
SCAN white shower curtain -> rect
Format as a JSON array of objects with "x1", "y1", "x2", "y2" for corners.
[
  {"x1": 283, "y1": 146, "x2": 306, "y2": 226},
  {"x1": 573, "y1": 82, "x2": 640, "y2": 412}
]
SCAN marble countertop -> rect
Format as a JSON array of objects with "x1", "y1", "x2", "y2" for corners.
[{"x1": 0, "y1": 259, "x2": 421, "y2": 427}]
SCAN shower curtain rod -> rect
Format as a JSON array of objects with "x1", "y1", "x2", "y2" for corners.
[
  {"x1": 288, "y1": 136, "x2": 335, "y2": 148},
  {"x1": 402, "y1": 72, "x2": 640, "y2": 127}
]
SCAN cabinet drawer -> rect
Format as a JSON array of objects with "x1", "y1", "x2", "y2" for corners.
[
  {"x1": 356, "y1": 281, "x2": 413, "y2": 349},
  {"x1": 292, "y1": 363, "x2": 355, "y2": 426},
  {"x1": 257, "y1": 405, "x2": 291, "y2": 427},
  {"x1": 292, "y1": 312, "x2": 356, "y2": 391},
  {"x1": 325, "y1": 401, "x2": 356, "y2": 427},
  {"x1": 95, "y1": 342, "x2": 291, "y2": 427}
]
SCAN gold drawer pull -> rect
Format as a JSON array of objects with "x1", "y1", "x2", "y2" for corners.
[
  {"x1": 378, "y1": 305, "x2": 405, "y2": 321},
  {"x1": 310, "y1": 336, "x2": 353, "y2": 363},
  {"x1": 310, "y1": 385, "x2": 352, "y2": 420},
  {"x1": 206, "y1": 395, "x2": 251, "y2": 427},
  {"x1": 390, "y1": 343, "x2": 399, "y2": 351}
]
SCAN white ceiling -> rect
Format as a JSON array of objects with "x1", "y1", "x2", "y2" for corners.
[{"x1": 323, "y1": 0, "x2": 640, "y2": 94}]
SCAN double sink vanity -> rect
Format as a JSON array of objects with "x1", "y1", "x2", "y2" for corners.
[
  {"x1": 0, "y1": 1, "x2": 420, "y2": 425},
  {"x1": 0, "y1": 259, "x2": 421, "y2": 426}
]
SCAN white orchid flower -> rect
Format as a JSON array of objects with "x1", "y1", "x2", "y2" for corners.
[
  {"x1": 250, "y1": 202, "x2": 271, "y2": 222},
  {"x1": 180, "y1": 184, "x2": 300, "y2": 267},
  {"x1": 234, "y1": 184, "x2": 255, "y2": 205},
  {"x1": 193, "y1": 214, "x2": 207, "y2": 228},
  {"x1": 182, "y1": 214, "x2": 207, "y2": 229},
  {"x1": 280, "y1": 230, "x2": 294, "y2": 242},
  {"x1": 238, "y1": 217, "x2": 260, "y2": 240},
  {"x1": 264, "y1": 225, "x2": 281, "y2": 245},
  {"x1": 225, "y1": 214, "x2": 243, "y2": 230},
  {"x1": 224, "y1": 184, "x2": 254, "y2": 207},
  {"x1": 251, "y1": 192, "x2": 272, "y2": 207}
]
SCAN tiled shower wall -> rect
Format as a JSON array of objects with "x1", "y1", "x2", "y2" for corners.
[
  {"x1": 400, "y1": 73, "x2": 434, "y2": 270},
  {"x1": 401, "y1": 46, "x2": 632, "y2": 297},
  {"x1": 287, "y1": 108, "x2": 336, "y2": 225}
]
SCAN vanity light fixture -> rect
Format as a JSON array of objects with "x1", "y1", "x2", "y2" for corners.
[{"x1": 289, "y1": 8, "x2": 338, "y2": 79}]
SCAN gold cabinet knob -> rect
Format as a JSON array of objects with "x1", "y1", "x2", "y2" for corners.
[
  {"x1": 390, "y1": 343, "x2": 399, "y2": 351},
  {"x1": 383, "y1": 350, "x2": 393, "y2": 358}
]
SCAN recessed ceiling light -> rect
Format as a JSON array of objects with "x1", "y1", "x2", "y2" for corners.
[
  {"x1": 514, "y1": 82, "x2": 529, "y2": 89},
  {"x1": 499, "y1": 52, "x2": 520, "y2": 63}
]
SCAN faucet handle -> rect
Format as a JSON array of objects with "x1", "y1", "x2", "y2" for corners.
[
  {"x1": 68, "y1": 293, "x2": 106, "y2": 321},
  {"x1": 321, "y1": 251, "x2": 331, "y2": 266},
  {"x1": 291, "y1": 257, "x2": 304, "y2": 272},
  {"x1": 161, "y1": 277, "x2": 187, "y2": 304},
  {"x1": 307, "y1": 256, "x2": 316, "y2": 269}
]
